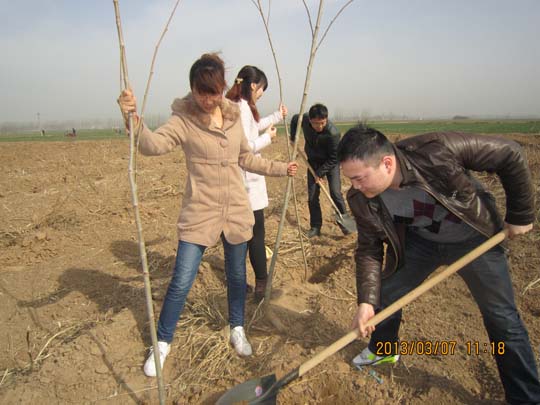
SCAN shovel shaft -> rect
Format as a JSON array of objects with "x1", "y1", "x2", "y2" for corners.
[
  {"x1": 297, "y1": 229, "x2": 507, "y2": 377},
  {"x1": 297, "y1": 150, "x2": 344, "y2": 220}
]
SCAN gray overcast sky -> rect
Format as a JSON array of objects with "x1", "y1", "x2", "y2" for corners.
[{"x1": 1, "y1": 0, "x2": 539, "y2": 123}]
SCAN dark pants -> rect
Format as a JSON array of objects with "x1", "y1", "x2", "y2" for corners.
[
  {"x1": 307, "y1": 163, "x2": 347, "y2": 229},
  {"x1": 368, "y1": 232, "x2": 540, "y2": 404},
  {"x1": 248, "y1": 209, "x2": 267, "y2": 281}
]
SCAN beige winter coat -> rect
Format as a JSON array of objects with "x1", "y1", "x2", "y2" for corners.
[{"x1": 138, "y1": 93, "x2": 288, "y2": 246}]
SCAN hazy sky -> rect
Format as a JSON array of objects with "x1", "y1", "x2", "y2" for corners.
[{"x1": 1, "y1": 0, "x2": 539, "y2": 123}]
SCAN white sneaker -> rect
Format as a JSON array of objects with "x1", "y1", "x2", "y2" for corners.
[
  {"x1": 352, "y1": 347, "x2": 400, "y2": 368},
  {"x1": 143, "y1": 341, "x2": 171, "y2": 377},
  {"x1": 230, "y1": 326, "x2": 252, "y2": 356}
]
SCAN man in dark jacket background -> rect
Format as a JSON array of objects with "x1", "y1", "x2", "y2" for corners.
[
  {"x1": 337, "y1": 124, "x2": 539, "y2": 404},
  {"x1": 291, "y1": 103, "x2": 350, "y2": 237}
]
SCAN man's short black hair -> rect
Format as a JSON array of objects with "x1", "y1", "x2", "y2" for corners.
[
  {"x1": 337, "y1": 124, "x2": 394, "y2": 166},
  {"x1": 308, "y1": 103, "x2": 328, "y2": 119}
]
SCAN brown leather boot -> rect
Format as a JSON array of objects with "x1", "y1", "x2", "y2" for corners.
[{"x1": 254, "y1": 278, "x2": 267, "y2": 302}]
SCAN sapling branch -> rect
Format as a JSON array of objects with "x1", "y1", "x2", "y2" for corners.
[
  {"x1": 251, "y1": 0, "x2": 310, "y2": 282},
  {"x1": 112, "y1": 1, "x2": 182, "y2": 403},
  {"x1": 265, "y1": 0, "x2": 325, "y2": 301}
]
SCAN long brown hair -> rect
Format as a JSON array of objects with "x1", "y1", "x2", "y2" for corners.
[
  {"x1": 225, "y1": 65, "x2": 268, "y2": 122},
  {"x1": 189, "y1": 53, "x2": 226, "y2": 95}
]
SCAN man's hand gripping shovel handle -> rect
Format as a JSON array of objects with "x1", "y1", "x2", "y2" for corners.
[{"x1": 297, "y1": 229, "x2": 508, "y2": 378}]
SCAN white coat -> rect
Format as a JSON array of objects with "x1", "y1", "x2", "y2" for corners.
[{"x1": 238, "y1": 99, "x2": 282, "y2": 211}]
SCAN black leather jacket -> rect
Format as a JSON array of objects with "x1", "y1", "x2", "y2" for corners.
[{"x1": 347, "y1": 132, "x2": 535, "y2": 307}]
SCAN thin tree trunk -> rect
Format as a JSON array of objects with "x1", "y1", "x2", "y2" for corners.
[
  {"x1": 252, "y1": 0, "x2": 310, "y2": 281},
  {"x1": 265, "y1": 1, "x2": 325, "y2": 302},
  {"x1": 112, "y1": 1, "x2": 165, "y2": 403},
  {"x1": 264, "y1": 0, "x2": 356, "y2": 301}
]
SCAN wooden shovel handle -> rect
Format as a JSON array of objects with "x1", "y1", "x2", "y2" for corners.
[
  {"x1": 297, "y1": 149, "x2": 344, "y2": 219},
  {"x1": 298, "y1": 229, "x2": 507, "y2": 377}
]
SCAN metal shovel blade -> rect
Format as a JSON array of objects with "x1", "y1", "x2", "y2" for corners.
[
  {"x1": 335, "y1": 212, "x2": 357, "y2": 234},
  {"x1": 216, "y1": 374, "x2": 277, "y2": 405},
  {"x1": 216, "y1": 231, "x2": 507, "y2": 405}
]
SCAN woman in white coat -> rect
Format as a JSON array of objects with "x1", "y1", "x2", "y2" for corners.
[{"x1": 226, "y1": 66, "x2": 287, "y2": 301}]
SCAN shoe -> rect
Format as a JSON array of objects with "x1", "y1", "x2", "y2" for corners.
[
  {"x1": 307, "y1": 227, "x2": 321, "y2": 238},
  {"x1": 143, "y1": 341, "x2": 171, "y2": 377},
  {"x1": 265, "y1": 246, "x2": 273, "y2": 260},
  {"x1": 352, "y1": 347, "x2": 400, "y2": 368},
  {"x1": 230, "y1": 326, "x2": 252, "y2": 356},
  {"x1": 254, "y1": 278, "x2": 267, "y2": 302}
]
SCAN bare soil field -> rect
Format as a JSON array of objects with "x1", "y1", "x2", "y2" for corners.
[{"x1": 0, "y1": 133, "x2": 539, "y2": 404}]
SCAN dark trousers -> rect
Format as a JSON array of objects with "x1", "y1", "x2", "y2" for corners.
[
  {"x1": 368, "y1": 232, "x2": 540, "y2": 404},
  {"x1": 247, "y1": 209, "x2": 267, "y2": 280},
  {"x1": 307, "y1": 164, "x2": 347, "y2": 229}
]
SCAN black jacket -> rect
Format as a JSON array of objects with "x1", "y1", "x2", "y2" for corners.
[
  {"x1": 290, "y1": 113, "x2": 341, "y2": 177},
  {"x1": 347, "y1": 132, "x2": 535, "y2": 307}
]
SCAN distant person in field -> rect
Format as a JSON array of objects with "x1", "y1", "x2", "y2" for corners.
[
  {"x1": 72, "y1": 128, "x2": 77, "y2": 136},
  {"x1": 117, "y1": 53, "x2": 298, "y2": 378},
  {"x1": 338, "y1": 125, "x2": 540, "y2": 404},
  {"x1": 225, "y1": 65, "x2": 288, "y2": 301},
  {"x1": 290, "y1": 103, "x2": 352, "y2": 238}
]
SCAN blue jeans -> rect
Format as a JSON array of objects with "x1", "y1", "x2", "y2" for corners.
[
  {"x1": 157, "y1": 236, "x2": 248, "y2": 343},
  {"x1": 368, "y1": 232, "x2": 540, "y2": 404}
]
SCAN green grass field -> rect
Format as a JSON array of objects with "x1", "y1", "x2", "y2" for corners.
[
  {"x1": 331, "y1": 119, "x2": 540, "y2": 135},
  {"x1": 0, "y1": 129, "x2": 125, "y2": 143},
  {"x1": 1, "y1": 120, "x2": 539, "y2": 143}
]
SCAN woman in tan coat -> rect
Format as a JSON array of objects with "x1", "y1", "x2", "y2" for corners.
[{"x1": 118, "y1": 53, "x2": 297, "y2": 377}]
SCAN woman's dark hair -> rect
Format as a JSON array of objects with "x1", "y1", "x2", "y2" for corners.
[
  {"x1": 337, "y1": 124, "x2": 395, "y2": 166},
  {"x1": 308, "y1": 103, "x2": 328, "y2": 120},
  {"x1": 189, "y1": 53, "x2": 226, "y2": 95},
  {"x1": 225, "y1": 65, "x2": 268, "y2": 122}
]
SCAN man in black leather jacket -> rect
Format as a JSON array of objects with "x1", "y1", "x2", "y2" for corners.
[
  {"x1": 337, "y1": 124, "x2": 539, "y2": 404},
  {"x1": 291, "y1": 103, "x2": 350, "y2": 237}
]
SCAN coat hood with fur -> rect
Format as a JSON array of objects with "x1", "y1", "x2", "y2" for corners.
[{"x1": 171, "y1": 93, "x2": 240, "y2": 129}]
